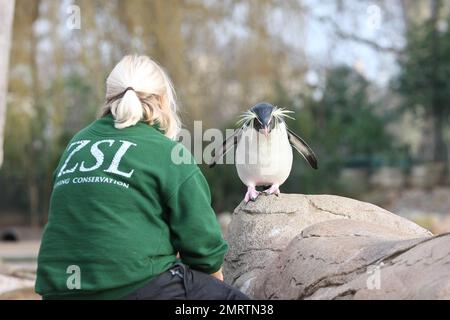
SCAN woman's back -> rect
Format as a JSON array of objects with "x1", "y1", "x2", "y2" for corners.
[
  {"x1": 35, "y1": 55, "x2": 235, "y2": 300},
  {"x1": 36, "y1": 111, "x2": 226, "y2": 300}
]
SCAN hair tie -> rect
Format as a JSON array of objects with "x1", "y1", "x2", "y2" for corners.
[{"x1": 106, "y1": 87, "x2": 137, "y2": 104}]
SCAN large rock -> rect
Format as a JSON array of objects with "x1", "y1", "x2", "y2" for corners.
[
  {"x1": 223, "y1": 193, "x2": 441, "y2": 299},
  {"x1": 257, "y1": 220, "x2": 450, "y2": 299}
]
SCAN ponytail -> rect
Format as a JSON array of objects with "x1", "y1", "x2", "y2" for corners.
[{"x1": 110, "y1": 89, "x2": 143, "y2": 129}]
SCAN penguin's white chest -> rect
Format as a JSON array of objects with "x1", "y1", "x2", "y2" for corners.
[{"x1": 235, "y1": 123, "x2": 293, "y2": 187}]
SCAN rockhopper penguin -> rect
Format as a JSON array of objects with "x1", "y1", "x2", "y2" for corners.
[{"x1": 210, "y1": 102, "x2": 318, "y2": 203}]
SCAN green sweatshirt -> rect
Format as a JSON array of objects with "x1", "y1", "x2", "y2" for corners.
[{"x1": 35, "y1": 114, "x2": 228, "y2": 299}]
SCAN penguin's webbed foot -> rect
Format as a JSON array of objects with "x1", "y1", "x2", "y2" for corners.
[
  {"x1": 263, "y1": 184, "x2": 280, "y2": 196},
  {"x1": 244, "y1": 186, "x2": 260, "y2": 203}
]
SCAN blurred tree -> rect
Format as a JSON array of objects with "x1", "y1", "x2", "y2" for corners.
[
  {"x1": 395, "y1": 0, "x2": 450, "y2": 164},
  {"x1": 0, "y1": 0, "x2": 326, "y2": 220},
  {"x1": 283, "y1": 66, "x2": 394, "y2": 196},
  {"x1": 5, "y1": 0, "x2": 41, "y2": 226},
  {"x1": 321, "y1": 66, "x2": 392, "y2": 163},
  {"x1": 0, "y1": 0, "x2": 15, "y2": 168}
]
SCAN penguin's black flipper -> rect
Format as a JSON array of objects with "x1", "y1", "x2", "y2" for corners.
[
  {"x1": 287, "y1": 128, "x2": 318, "y2": 169},
  {"x1": 209, "y1": 127, "x2": 243, "y2": 168}
]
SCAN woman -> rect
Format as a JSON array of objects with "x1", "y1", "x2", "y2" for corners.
[{"x1": 35, "y1": 55, "x2": 248, "y2": 300}]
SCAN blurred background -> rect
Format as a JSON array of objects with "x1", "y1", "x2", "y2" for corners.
[{"x1": 1, "y1": 0, "x2": 450, "y2": 298}]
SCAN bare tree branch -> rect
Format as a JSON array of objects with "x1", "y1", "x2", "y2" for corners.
[{"x1": 315, "y1": 15, "x2": 404, "y2": 55}]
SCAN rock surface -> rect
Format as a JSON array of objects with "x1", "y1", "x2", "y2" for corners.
[
  {"x1": 0, "y1": 240, "x2": 40, "y2": 299},
  {"x1": 0, "y1": 263, "x2": 38, "y2": 299},
  {"x1": 223, "y1": 193, "x2": 449, "y2": 299}
]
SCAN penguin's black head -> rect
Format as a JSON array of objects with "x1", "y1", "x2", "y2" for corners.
[{"x1": 251, "y1": 102, "x2": 276, "y2": 137}]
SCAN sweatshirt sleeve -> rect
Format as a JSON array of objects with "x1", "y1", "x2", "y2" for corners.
[{"x1": 165, "y1": 169, "x2": 228, "y2": 274}]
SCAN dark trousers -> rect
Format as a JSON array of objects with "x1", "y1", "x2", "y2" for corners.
[{"x1": 124, "y1": 263, "x2": 250, "y2": 300}]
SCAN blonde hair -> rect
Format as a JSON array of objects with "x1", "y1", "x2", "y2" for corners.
[{"x1": 101, "y1": 55, "x2": 181, "y2": 139}]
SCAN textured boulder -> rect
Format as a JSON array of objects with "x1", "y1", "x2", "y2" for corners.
[
  {"x1": 257, "y1": 220, "x2": 450, "y2": 299},
  {"x1": 223, "y1": 193, "x2": 444, "y2": 299}
]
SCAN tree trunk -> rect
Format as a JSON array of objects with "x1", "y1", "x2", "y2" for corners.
[
  {"x1": 29, "y1": 178, "x2": 40, "y2": 227},
  {"x1": 0, "y1": 0, "x2": 15, "y2": 168},
  {"x1": 29, "y1": 0, "x2": 41, "y2": 227},
  {"x1": 430, "y1": 0, "x2": 446, "y2": 165},
  {"x1": 432, "y1": 112, "x2": 447, "y2": 164}
]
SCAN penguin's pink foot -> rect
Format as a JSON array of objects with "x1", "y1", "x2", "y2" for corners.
[
  {"x1": 244, "y1": 186, "x2": 260, "y2": 203},
  {"x1": 263, "y1": 184, "x2": 280, "y2": 196}
]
